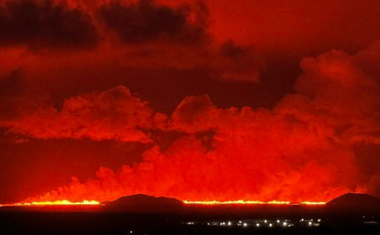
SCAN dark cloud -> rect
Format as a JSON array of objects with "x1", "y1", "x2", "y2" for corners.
[
  {"x1": 215, "y1": 40, "x2": 262, "y2": 82},
  {"x1": 0, "y1": 0, "x2": 99, "y2": 49},
  {"x1": 0, "y1": 70, "x2": 28, "y2": 121},
  {"x1": 98, "y1": 0, "x2": 209, "y2": 45},
  {"x1": 0, "y1": 69, "x2": 23, "y2": 97}
]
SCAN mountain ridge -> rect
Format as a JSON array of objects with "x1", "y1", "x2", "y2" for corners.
[
  {"x1": 103, "y1": 194, "x2": 185, "y2": 213},
  {"x1": 101, "y1": 192, "x2": 380, "y2": 214}
]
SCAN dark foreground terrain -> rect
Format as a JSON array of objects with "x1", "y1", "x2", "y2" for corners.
[
  {"x1": 1, "y1": 193, "x2": 380, "y2": 235},
  {"x1": 0, "y1": 209, "x2": 379, "y2": 235}
]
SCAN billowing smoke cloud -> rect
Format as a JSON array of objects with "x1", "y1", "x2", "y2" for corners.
[
  {"x1": 0, "y1": 0, "x2": 99, "y2": 49},
  {"x1": 95, "y1": 0, "x2": 260, "y2": 82},
  {"x1": 0, "y1": 0, "x2": 260, "y2": 84},
  {"x1": 3, "y1": 0, "x2": 380, "y2": 203},
  {"x1": 2, "y1": 86, "x2": 155, "y2": 143},
  {"x1": 13, "y1": 44, "x2": 380, "y2": 203},
  {"x1": 98, "y1": 0, "x2": 209, "y2": 45}
]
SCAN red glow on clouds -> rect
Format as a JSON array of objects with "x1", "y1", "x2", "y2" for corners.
[
  {"x1": 1, "y1": 0, "x2": 380, "y2": 205},
  {"x1": 15, "y1": 45, "x2": 380, "y2": 204}
]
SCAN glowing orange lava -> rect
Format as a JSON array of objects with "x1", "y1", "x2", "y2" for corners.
[
  {"x1": 0, "y1": 199, "x2": 326, "y2": 207},
  {"x1": 183, "y1": 200, "x2": 326, "y2": 206},
  {"x1": 298, "y1": 201, "x2": 326, "y2": 206},
  {"x1": 0, "y1": 200, "x2": 100, "y2": 207}
]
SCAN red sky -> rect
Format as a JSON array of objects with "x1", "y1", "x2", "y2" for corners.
[{"x1": 1, "y1": 0, "x2": 380, "y2": 203}]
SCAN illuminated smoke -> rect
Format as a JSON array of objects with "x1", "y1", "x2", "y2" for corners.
[
  {"x1": 16, "y1": 45, "x2": 380, "y2": 203},
  {"x1": 2, "y1": 1, "x2": 380, "y2": 204}
]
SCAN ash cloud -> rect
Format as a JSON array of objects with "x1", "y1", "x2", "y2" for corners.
[
  {"x1": 3, "y1": 86, "x2": 155, "y2": 143},
  {"x1": 3, "y1": 0, "x2": 380, "y2": 203},
  {"x1": 0, "y1": 0, "x2": 99, "y2": 49},
  {"x1": 18, "y1": 45, "x2": 380, "y2": 202},
  {"x1": 215, "y1": 40, "x2": 261, "y2": 82},
  {"x1": 0, "y1": 70, "x2": 23, "y2": 121},
  {"x1": 98, "y1": 0, "x2": 210, "y2": 45},
  {"x1": 0, "y1": 0, "x2": 260, "y2": 83}
]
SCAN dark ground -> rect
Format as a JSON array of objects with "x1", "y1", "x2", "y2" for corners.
[{"x1": 0, "y1": 207, "x2": 379, "y2": 235}]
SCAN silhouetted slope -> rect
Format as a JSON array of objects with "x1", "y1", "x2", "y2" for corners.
[
  {"x1": 103, "y1": 194, "x2": 184, "y2": 213},
  {"x1": 103, "y1": 193, "x2": 380, "y2": 214},
  {"x1": 327, "y1": 193, "x2": 380, "y2": 213}
]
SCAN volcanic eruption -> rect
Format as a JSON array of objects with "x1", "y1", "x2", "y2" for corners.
[
  {"x1": 1, "y1": 0, "x2": 380, "y2": 208},
  {"x1": 12, "y1": 45, "x2": 380, "y2": 205}
]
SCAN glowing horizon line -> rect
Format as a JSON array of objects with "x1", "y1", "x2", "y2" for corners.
[
  {"x1": 183, "y1": 200, "x2": 326, "y2": 206},
  {"x1": 1, "y1": 199, "x2": 326, "y2": 207},
  {"x1": 0, "y1": 200, "x2": 100, "y2": 207}
]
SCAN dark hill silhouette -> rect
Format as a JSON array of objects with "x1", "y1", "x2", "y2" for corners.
[
  {"x1": 103, "y1": 194, "x2": 185, "y2": 213},
  {"x1": 101, "y1": 193, "x2": 380, "y2": 214},
  {"x1": 327, "y1": 193, "x2": 380, "y2": 213}
]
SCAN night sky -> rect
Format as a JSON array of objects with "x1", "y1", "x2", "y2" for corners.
[{"x1": 1, "y1": 0, "x2": 380, "y2": 204}]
